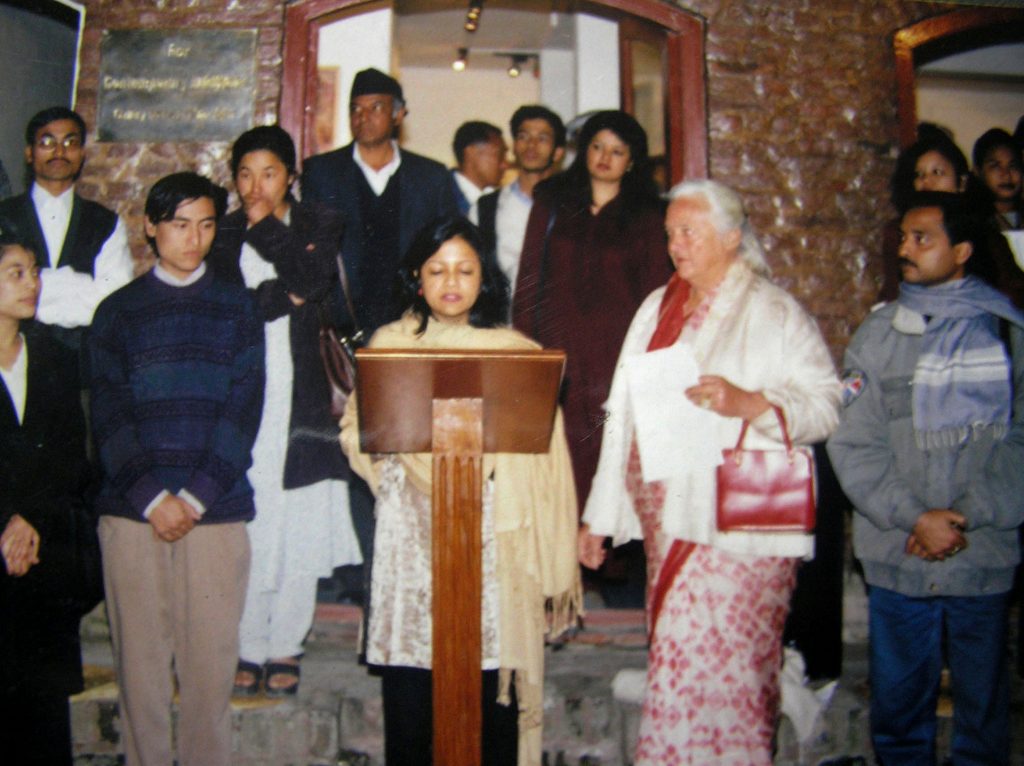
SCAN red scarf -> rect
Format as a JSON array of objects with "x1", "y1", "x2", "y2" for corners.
[
  {"x1": 645, "y1": 272, "x2": 697, "y2": 639},
  {"x1": 647, "y1": 273, "x2": 690, "y2": 351}
]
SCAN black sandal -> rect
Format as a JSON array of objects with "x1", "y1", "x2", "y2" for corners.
[
  {"x1": 264, "y1": 659, "x2": 301, "y2": 697},
  {"x1": 232, "y1": 660, "x2": 263, "y2": 697}
]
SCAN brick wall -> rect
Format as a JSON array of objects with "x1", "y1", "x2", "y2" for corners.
[
  {"x1": 690, "y1": 0, "x2": 946, "y2": 353},
  {"x1": 74, "y1": 0, "x2": 948, "y2": 355}
]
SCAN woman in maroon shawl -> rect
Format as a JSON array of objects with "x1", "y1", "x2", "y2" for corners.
[{"x1": 512, "y1": 110, "x2": 670, "y2": 514}]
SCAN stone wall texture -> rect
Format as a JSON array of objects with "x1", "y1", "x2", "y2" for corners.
[{"x1": 74, "y1": 0, "x2": 952, "y2": 358}]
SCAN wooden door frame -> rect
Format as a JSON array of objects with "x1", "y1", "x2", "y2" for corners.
[
  {"x1": 894, "y1": 6, "x2": 1024, "y2": 148},
  {"x1": 281, "y1": 0, "x2": 708, "y2": 182}
]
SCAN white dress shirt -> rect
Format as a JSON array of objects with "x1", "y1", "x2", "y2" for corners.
[
  {"x1": 31, "y1": 183, "x2": 134, "y2": 328},
  {"x1": 491, "y1": 181, "x2": 533, "y2": 291},
  {"x1": 0, "y1": 336, "x2": 27, "y2": 424},
  {"x1": 453, "y1": 170, "x2": 494, "y2": 221},
  {"x1": 353, "y1": 141, "x2": 402, "y2": 196}
]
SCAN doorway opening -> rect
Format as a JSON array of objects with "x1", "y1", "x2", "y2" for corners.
[
  {"x1": 281, "y1": 0, "x2": 708, "y2": 185},
  {"x1": 894, "y1": 6, "x2": 1024, "y2": 151}
]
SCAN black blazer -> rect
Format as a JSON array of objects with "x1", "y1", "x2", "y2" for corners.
[
  {"x1": 300, "y1": 143, "x2": 457, "y2": 334},
  {"x1": 0, "y1": 323, "x2": 98, "y2": 697},
  {"x1": 207, "y1": 201, "x2": 349, "y2": 489}
]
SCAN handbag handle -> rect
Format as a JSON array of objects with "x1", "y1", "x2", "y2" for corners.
[{"x1": 731, "y1": 404, "x2": 793, "y2": 453}]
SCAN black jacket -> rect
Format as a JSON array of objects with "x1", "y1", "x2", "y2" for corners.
[
  {"x1": 300, "y1": 143, "x2": 457, "y2": 334},
  {"x1": 0, "y1": 323, "x2": 99, "y2": 696},
  {"x1": 207, "y1": 202, "x2": 349, "y2": 489}
]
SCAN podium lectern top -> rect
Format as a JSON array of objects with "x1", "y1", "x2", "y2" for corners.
[{"x1": 355, "y1": 348, "x2": 565, "y2": 454}]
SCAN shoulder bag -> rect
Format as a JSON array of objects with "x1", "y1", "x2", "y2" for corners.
[{"x1": 319, "y1": 253, "x2": 364, "y2": 420}]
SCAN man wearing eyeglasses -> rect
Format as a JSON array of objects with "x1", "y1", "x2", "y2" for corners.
[{"x1": 0, "y1": 107, "x2": 133, "y2": 349}]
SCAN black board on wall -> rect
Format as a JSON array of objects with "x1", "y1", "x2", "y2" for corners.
[{"x1": 98, "y1": 29, "x2": 257, "y2": 143}]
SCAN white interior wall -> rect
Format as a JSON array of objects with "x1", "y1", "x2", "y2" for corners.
[
  {"x1": 317, "y1": 7, "x2": 393, "y2": 151},
  {"x1": 539, "y1": 49, "x2": 577, "y2": 128},
  {"x1": 399, "y1": 66, "x2": 540, "y2": 166},
  {"x1": 921, "y1": 76, "x2": 1024, "y2": 159},
  {"x1": 575, "y1": 14, "x2": 619, "y2": 115},
  {"x1": 916, "y1": 76, "x2": 1024, "y2": 162}
]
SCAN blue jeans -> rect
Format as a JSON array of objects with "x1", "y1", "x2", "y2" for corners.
[{"x1": 868, "y1": 586, "x2": 1010, "y2": 765}]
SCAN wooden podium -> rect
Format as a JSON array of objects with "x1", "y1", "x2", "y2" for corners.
[{"x1": 355, "y1": 348, "x2": 565, "y2": 766}]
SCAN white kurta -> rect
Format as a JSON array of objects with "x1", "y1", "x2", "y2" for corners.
[
  {"x1": 366, "y1": 457, "x2": 500, "y2": 669},
  {"x1": 240, "y1": 241, "x2": 361, "y2": 595}
]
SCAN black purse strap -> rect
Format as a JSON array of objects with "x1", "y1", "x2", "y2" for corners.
[{"x1": 331, "y1": 253, "x2": 364, "y2": 345}]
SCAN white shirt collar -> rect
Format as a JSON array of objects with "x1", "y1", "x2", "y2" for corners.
[
  {"x1": 0, "y1": 334, "x2": 28, "y2": 424},
  {"x1": 453, "y1": 171, "x2": 492, "y2": 208},
  {"x1": 31, "y1": 182, "x2": 74, "y2": 213},
  {"x1": 153, "y1": 261, "x2": 207, "y2": 286},
  {"x1": 508, "y1": 178, "x2": 530, "y2": 203},
  {"x1": 353, "y1": 141, "x2": 402, "y2": 196}
]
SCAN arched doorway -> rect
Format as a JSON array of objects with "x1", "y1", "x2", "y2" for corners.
[
  {"x1": 281, "y1": 0, "x2": 707, "y2": 184},
  {"x1": 894, "y1": 6, "x2": 1024, "y2": 148}
]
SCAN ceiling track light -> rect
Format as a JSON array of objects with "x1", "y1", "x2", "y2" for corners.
[
  {"x1": 504, "y1": 53, "x2": 534, "y2": 78},
  {"x1": 465, "y1": 0, "x2": 483, "y2": 32},
  {"x1": 507, "y1": 54, "x2": 527, "y2": 78},
  {"x1": 452, "y1": 47, "x2": 468, "y2": 72}
]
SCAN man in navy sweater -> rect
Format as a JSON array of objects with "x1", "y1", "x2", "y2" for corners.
[{"x1": 88, "y1": 173, "x2": 264, "y2": 766}]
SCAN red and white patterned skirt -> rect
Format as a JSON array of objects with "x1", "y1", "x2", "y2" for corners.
[{"x1": 625, "y1": 441, "x2": 798, "y2": 765}]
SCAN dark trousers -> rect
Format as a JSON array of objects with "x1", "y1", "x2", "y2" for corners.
[
  {"x1": 0, "y1": 687, "x2": 72, "y2": 766},
  {"x1": 381, "y1": 666, "x2": 518, "y2": 766},
  {"x1": 868, "y1": 586, "x2": 1010, "y2": 766},
  {"x1": 783, "y1": 443, "x2": 846, "y2": 679}
]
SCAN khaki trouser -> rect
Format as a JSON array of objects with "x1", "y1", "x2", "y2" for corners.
[{"x1": 100, "y1": 516, "x2": 250, "y2": 766}]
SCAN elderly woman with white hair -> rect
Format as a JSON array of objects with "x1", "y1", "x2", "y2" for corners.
[{"x1": 579, "y1": 180, "x2": 841, "y2": 764}]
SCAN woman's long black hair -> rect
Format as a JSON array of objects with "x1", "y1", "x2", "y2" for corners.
[
  {"x1": 890, "y1": 123, "x2": 969, "y2": 212},
  {"x1": 536, "y1": 109, "x2": 662, "y2": 225},
  {"x1": 395, "y1": 216, "x2": 509, "y2": 334}
]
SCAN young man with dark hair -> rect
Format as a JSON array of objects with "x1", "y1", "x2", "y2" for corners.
[
  {"x1": 89, "y1": 172, "x2": 263, "y2": 766},
  {"x1": 0, "y1": 106, "x2": 133, "y2": 347},
  {"x1": 475, "y1": 105, "x2": 565, "y2": 294},
  {"x1": 450, "y1": 120, "x2": 507, "y2": 217},
  {"x1": 828, "y1": 191, "x2": 1024, "y2": 765}
]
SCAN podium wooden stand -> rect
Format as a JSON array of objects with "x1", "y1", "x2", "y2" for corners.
[{"x1": 356, "y1": 348, "x2": 565, "y2": 766}]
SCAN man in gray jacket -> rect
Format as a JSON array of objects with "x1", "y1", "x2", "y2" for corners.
[{"x1": 828, "y1": 191, "x2": 1024, "y2": 765}]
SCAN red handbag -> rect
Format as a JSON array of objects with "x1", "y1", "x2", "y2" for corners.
[{"x1": 715, "y1": 405, "x2": 815, "y2": 533}]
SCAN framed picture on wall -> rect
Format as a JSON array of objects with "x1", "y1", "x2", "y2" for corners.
[{"x1": 314, "y1": 66, "x2": 339, "y2": 154}]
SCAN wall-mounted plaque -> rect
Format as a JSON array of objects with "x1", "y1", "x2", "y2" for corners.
[{"x1": 98, "y1": 29, "x2": 257, "y2": 142}]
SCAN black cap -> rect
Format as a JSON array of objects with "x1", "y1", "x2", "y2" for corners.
[{"x1": 350, "y1": 68, "x2": 403, "y2": 102}]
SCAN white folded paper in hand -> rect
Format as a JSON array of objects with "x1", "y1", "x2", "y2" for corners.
[{"x1": 625, "y1": 344, "x2": 720, "y2": 482}]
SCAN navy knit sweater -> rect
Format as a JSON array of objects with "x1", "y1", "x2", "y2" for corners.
[{"x1": 88, "y1": 268, "x2": 265, "y2": 524}]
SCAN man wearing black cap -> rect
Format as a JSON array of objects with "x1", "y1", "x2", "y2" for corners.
[
  {"x1": 301, "y1": 68, "x2": 455, "y2": 608},
  {"x1": 302, "y1": 67, "x2": 456, "y2": 335}
]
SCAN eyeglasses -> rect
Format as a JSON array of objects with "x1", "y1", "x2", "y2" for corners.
[{"x1": 36, "y1": 134, "x2": 83, "y2": 151}]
